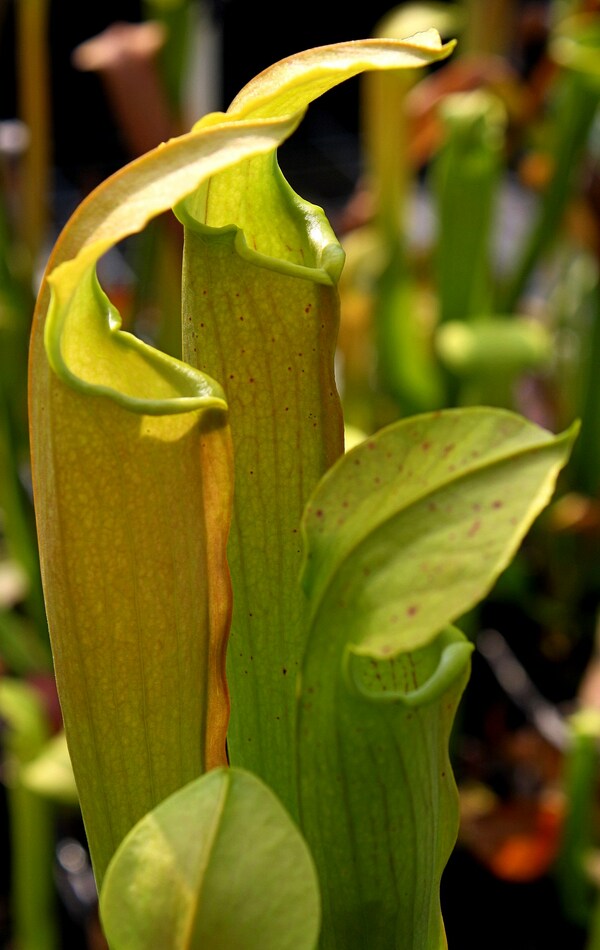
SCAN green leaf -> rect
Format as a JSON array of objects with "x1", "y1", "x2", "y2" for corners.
[
  {"x1": 224, "y1": 32, "x2": 455, "y2": 120},
  {"x1": 100, "y1": 767, "x2": 321, "y2": 950},
  {"x1": 301, "y1": 407, "x2": 578, "y2": 654},
  {"x1": 296, "y1": 407, "x2": 577, "y2": 948}
]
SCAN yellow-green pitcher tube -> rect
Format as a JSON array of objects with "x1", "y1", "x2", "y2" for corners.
[
  {"x1": 178, "y1": 31, "x2": 457, "y2": 821},
  {"x1": 180, "y1": 204, "x2": 345, "y2": 819},
  {"x1": 28, "y1": 112, "x2": 303, "y2": 885},
  {"x1": 29, "y1": 289, "x2": 234, "y2": 884}
]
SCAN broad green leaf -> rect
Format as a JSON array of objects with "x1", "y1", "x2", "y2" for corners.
[
  {"x1": 297, "y1": 407, "x2": 577, "y2": 948},
  {"x1": 178, "y1": 34, "x2": 456, "y2": 821},
  {"x1": 100, "y1": 767, "x2": 321, "y2": 950},
  {"x1": 301, "y1": 407, "x2": 577, "y2": 653}
]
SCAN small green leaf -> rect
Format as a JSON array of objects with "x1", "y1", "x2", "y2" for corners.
[{"x1": 100, "y1": 767, "x2": 321, "y2": 950}]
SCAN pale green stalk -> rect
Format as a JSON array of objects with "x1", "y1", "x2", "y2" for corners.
[
  {"x1": 0, "y1": 679, "x2": 58, "y2": 950},
  {"x1": 16, "y1": 0, "x2": 51, "y2": 266},
  {"x1": 556, "y1": 709, "x2": 600, "y2": 930}
]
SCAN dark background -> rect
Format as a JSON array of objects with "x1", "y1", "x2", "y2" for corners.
[{"x1": 0, "y1": 0, "x2": 401, "y2": 223}]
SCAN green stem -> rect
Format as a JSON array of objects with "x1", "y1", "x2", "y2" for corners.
[
  {"x1": 8, "y1": 783, "x2": 57, "y2": 950},
  {"x1": 432, "y1": 92, "x2": 504, "y2": 326},
  {"x1": 566, "y1": 278, "x2": 600, "y2": 496},
  {"x1": 0, "y1": 382, "x2": 51, "y2": 659},
  {"x1": 461, "y1": 0, "x2": 518, "y2": 55},
  {"x1": 0, "y1": 679, "x2": 58, "y2": 950},
  {"x1": 16, "y1": 0, "x2": 51, "y2": 266},
  {"x1": 555, "y1": 709, "x2": 600, "y2": 929}
]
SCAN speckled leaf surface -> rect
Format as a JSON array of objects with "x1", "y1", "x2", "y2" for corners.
[
  {"x1": 100, "y1": 767, "x2": 320, "y2": 950},
  {"x1": 297, "y1": 407, "x2": 577, "y2": 948}
]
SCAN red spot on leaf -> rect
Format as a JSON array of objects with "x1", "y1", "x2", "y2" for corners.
[{"x1": 407, "y1": 604, "x2": 419, "y2": 617}]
